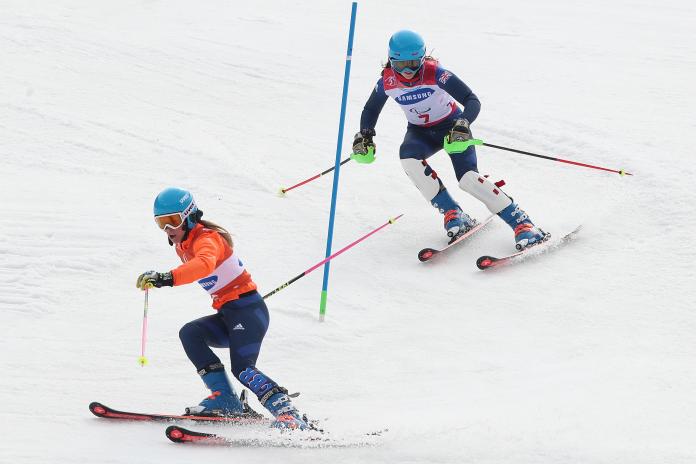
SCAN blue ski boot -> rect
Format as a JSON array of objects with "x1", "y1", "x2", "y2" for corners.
[
  {"x1": 431, "y1": 189, "x2": 476, "y2": 240},
  {"x1": 185, "y1": 366, "x2": 244, "y2": 416},
  {"x1": 238, "y1": 367, "x2": 309, "y2": 430},
  {"x1": 263, "y1": 387, "x2": 308, "y2": 430},
  {"x1": 497, "y1": 202, "x2": 548, "y2": 250}
]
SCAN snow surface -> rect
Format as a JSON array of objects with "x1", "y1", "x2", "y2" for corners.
[{"x1": 1, "y1": 0, "x2": 695, "y2": 462}]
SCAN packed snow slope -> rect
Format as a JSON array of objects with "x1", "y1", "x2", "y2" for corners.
[{"x1": 1, "y1": 1, "x2": 695, "y2": 463}]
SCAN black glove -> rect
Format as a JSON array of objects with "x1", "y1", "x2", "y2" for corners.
[
  {"x1": 136, "y1": 270, "x2": 174, "y2": 289},
  {"x1": 351, "y1": 128, "x2": 377, "y2": 164},
  {"x1": 353, "y1": 128, "x2": 376, "y2": 154},
  {"x1": 448, "y1": 119, "x2": 471, "y2": 142}
]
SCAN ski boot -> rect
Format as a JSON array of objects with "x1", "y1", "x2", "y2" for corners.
[
  {"x1": 497, "y1": 202, "x2": 548, "y2": 250},
  {"x1": 261, "y1": 387, "x2": 309, "y2": 430},
  {"x1": 185, "y1": 367, "x2": 244, "y2": 416},
  {"x1": 443, "y1": 207, "x2": 477, "y2": 242},
  {"x1": 431, "y1": 190, "x2": 476, "y2": 241}
]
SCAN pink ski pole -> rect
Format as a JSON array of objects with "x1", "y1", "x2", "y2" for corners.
[
  {"x1": 138, "y1": 288, "x2": 149, "y2": 367},
  {"x1": 262, "y1": 214, "x2": 403, "y2": 299}
]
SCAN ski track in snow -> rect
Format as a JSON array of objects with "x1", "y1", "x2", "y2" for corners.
[{"x1": 1, "y1": 1, "x2": 696, "y2": 463}]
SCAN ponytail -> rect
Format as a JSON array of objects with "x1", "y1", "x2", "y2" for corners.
[{"x1": 199, "y1": 219, "x2": 233, "y2": 247}]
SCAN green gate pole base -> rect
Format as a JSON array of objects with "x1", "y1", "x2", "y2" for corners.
[{"x1": 319, "y1": 290, "x2": 328, "y2": 322}]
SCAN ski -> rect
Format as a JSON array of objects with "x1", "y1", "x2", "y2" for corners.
[
  {"x1": 418, "y1": 214, "x2": 495, "y2": 262},
  {"x1": 89, "y1": 401, "x2": 270, "y2": 425},
  {"x1": 165, "y1": 425, "x2": 387, "y2": 448},
  {"x1": 476, "y1": 225, "x2": 582, "y2": 270},
  {"x1": 166, "y1": 425, "x2": 230, "y2": 445}
]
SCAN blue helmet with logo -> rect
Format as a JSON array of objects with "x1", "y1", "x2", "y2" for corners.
[
  {"x1": 388, "y1": 30, "x2": 426, "y2": 75},
  {"x1": 153, "y1": 187, "x2": 199, "y2": 230}
]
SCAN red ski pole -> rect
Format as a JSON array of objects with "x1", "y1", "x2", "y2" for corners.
[
  {"x1": 279, "y1": 157, "x2": 352, "y2": 195},
  {"x1": 480, "y1": 141, "x2": 633, "y2": 176}
]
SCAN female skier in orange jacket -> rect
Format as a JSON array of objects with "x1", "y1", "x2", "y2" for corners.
[{"x1": 136, "y1": 187, "x2": 307, "y2": 430}]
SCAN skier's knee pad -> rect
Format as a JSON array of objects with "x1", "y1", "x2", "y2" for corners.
[
  {"x1": 401, "y1": 158, "x2": 443, "y2": 201},
  {"x1": 458, "y1": 171, "x2": 512, "y2": 214}
]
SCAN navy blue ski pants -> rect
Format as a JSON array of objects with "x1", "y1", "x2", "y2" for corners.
[
  {"x1": 179, "y1": 291, "x2": 271, "y2": 381},
  {"x1": 399, "y1": 117, "x2": 478, "y2": 180}
]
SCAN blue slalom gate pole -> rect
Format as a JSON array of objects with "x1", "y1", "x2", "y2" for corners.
[{"x1": 319, "y1": 2, "x2": 358, "y2": 322}]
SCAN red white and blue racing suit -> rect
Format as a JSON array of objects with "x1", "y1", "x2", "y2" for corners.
[
  {"x1": 361, "y1": 59, "x2": 481, "y2": 178},
  {"x1": 360, "y1": 59, "x2": 516, "y2": 218}
]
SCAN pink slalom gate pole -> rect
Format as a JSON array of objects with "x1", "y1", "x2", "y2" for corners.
[
  {"x1": 138, "y1": 288, "x2": 149, "y2": 367},
  {"x1": 262, "y1": 214, "x2": 403, "y2": 300}
]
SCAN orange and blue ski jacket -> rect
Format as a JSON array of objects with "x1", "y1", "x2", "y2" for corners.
[{"x1": 171, "y1": 224, "x2": 257, "y2": 309}]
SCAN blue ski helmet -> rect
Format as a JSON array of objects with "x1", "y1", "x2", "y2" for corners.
[
  {"x1": 153, "y1": 187, "x2": 199, "y2": 230},
  {"x1": 388, "y1": 30, "x2": 426, "y2": 75}
]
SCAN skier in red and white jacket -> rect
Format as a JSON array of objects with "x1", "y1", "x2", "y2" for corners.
[{"x1": 352, "y1": 30, "x2": 547, "y2": 249}]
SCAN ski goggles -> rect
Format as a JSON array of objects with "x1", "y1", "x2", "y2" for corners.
[
  {"x1": 154, "y1": 201, "x2": 197, "y2": 230},
  {"x1": 390, "y1": 58, "x2": 424, "y2": 74},
  {"x1": 154, "y1": 212, "x2": 186, "y2": 230}
]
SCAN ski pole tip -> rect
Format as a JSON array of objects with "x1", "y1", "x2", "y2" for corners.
[
  {"x1": 278, "y1": 187, "x2": 288, "y2": 197},
  {"x1": 391, "y1": 214, "x2": 405, "y2": 223},
  {"x1": 138, "y1": 356, "x2": 148, "y2": 367},
  {"x1": 619, "y1": 169, "x2": 633, "y2": 176},
  {"x1": 388, "y1": 214, "x2": 405, "y2": 224}
]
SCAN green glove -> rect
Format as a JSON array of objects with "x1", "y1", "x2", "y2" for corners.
[
  {"x1": 350, "y1": 130, "x2": 376, "y2": 164},
  {"x1": 136, "y1": 270, "x2": 174, "y2": 289},
  {"x1": 351, "y1": 146, "x2": 376, "y2": 164},
  {"x1": 443, "y1": 119, "x2": 483, "y2": 154}
]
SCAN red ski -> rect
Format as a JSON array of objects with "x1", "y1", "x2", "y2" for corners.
[
  {"x1": 476, "y1": 225, "x2": 582, "y2": 270},
  {"x1": 165, "y1": 424, "x2": 388, "y2": 448},
  {"x1": 89, "y1": 401, "x2": 269, "y2": 425},
  {"x1": 166, "y1": 425, "x2": 230, "y2": 445},
  {"x1": 418, "y1": 214, "x2": 495, "y2": 262}
]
